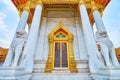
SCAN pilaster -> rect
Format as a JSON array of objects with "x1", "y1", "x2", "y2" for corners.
[
  {"x1": 68, "y1": 34, "x2": 78, "y2": 73},
  {"x1": 75, "y1": 17, "x2": 88, "y2": 60},
  {"x1": 35, "y1": 17, "x2": 47, "y2": 60},
  {"x1": 45, "y1": 35, "x2": 54, "y2": 73}
]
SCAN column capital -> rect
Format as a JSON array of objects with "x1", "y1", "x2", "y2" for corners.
[
  {"x1": 37, "y1": 0, "x2": 43, "y2": 7},
  {"x1": 23, "y1": 1, "x2": 30, "y2": 12},
  {"x1": 23, "y1": 5, "x2": 30, "y2": 12},
  {"x1": 78, "y1": 0, "x2": 85, "y2": 6},
  {"x1": 91, "y1": 0, "x2": 98, "y2": 12}
]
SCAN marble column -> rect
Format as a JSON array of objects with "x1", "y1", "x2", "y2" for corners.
[
  {"x1": 79, "y1": 0, "x2": 100, "y2": 73},
  {"x1": 3, "y1": 9, "x2": 29, "y2": 67},
  {"x1": 93, "y1": 10, "x2": 106, "y2": 31},
  {"x1": 91, "y1": 1, "x2": 106, "y2": 31},
  {"x1": 21, "y1": 2, "x2": 43, "y2": 73},
  {"x1": 75, "y1": 17, "x2": 87, "y2": 60},
  {"x1": 35, "y1": 17, "x2": 47, "y2": 60}
]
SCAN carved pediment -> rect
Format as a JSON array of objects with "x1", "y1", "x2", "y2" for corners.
[{"x1": 48, "y1": 22, "x2": 73, "y2": 41}]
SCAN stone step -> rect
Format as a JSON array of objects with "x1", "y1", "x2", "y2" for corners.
[
  {"x1": 31, "y1": 73, "x2": 92, "y2": 80},
  {"x1": 52, "y1": 68, "x2": 70, "y2": 73},
  {"x1": 77, "y1": 68, "x2": 90, "y2": 73},
  {"x1": 76, "y1": 60, "x2": 89, "y2": 68},
  {"x1": 33, "y1": 67, "x2": 90, "y2": 73},
  {"x1": 33, "y1": 60, "x2": 90, "y2": 73},
  {"x1": 33, "y1": 68, "x2": 45, "y2": 73},
  {"x1": 33, "y1": 60, "x2": 46, "y2": 69},
  {"x1": 76, "y1": 60, "x2": 90, "y2": 73}
]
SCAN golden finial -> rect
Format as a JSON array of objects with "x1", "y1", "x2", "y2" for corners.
[
  {"x1": 59, "y1": 20, "x2": 63, "y2": 27},
  {"x1": 59, "y1": 20, "x2": 63, "y2": 24}
]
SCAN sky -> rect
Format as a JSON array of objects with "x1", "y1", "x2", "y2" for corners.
[{"x1": 0, "y1": 0, "x2": 120, "y2": 48}]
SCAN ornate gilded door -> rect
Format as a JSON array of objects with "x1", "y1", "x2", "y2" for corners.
[
  {"x1": 45, "y1": 22, "x2": 77, "y2": 73},
  {"x1": 54, "y1": 42, "x2": 68, "y2": 68}
]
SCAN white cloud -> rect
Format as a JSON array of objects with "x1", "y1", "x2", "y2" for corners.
[
  {"x1": 0, "y1": 12, "x2": 11, "y2": 48},
  {"x1": 0, "y1": 39, "x2": 10, "y2": 48},
  {"x1": 0, "y1": 0, "x2": 17, "y2": 12},
  {"x1": 0, "y1": 12, "x2": 8, "y2": 32}
]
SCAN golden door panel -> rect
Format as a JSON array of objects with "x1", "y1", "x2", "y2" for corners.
[
  {"x1": 54, "y1": 42, "x2": 68, "y2": 68},
  {"x1": 62, "y1": 43, "x2": 68, "y2": 67},
  {"x1": 54, "y1": 43, "x2": 60, "y2": 67}
]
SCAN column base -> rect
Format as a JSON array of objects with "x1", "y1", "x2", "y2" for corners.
[
  {"x1": 91, "y1": 67, "x2": 120, "y2": 80},
  {"x1": 0, "y1": 67, "x2": 32, "y2": 80}
]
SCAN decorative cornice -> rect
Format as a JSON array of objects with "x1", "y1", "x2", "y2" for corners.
[
  {"x1": 12, "y1": 0, "x2": 110, "y2": 8},
  {"x1": 11, "y1": 0, "x2": 110, "y2": 24}
]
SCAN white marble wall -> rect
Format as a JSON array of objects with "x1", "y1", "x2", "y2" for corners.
[
  {"x1": 35, "y1": 17, "x2": 88, "y2": 61},
  {"x1": 75, "y1": 17, "x2": 88, "y2": 60},
  {"x1": 35, "y1": 17, "x2": 47, "y2": 60},
  {"x1": 44, "y1": 18, "x2": 79, "y2": 60}
]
